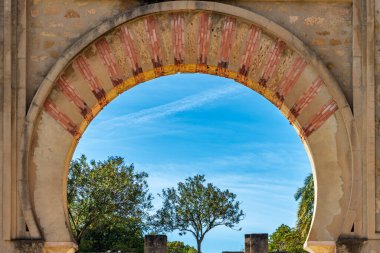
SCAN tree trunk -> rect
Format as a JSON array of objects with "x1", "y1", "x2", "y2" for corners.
[
  {"x1": 197, "y1": 239, "x2": 201, "y2": 253},
  {"x1": 76, "y1": 236, "x2": 81, "y2": 248}
]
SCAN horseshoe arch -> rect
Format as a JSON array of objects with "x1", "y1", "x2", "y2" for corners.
[{"x1": 22, "y1": 2, "x2": 357, "y2": 253}]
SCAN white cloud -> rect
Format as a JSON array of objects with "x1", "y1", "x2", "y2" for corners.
[
  {"x1": 135, "y1": 147, "x2": 309, "y2": 179},
  {"x1": 94, "y1": 85, "x2": 241, "y2": 129}
]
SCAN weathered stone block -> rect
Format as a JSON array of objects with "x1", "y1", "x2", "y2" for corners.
[
  {"x1": 14, "y1": 240, "x2": 44, "y2": 253},
  {"x1": 144, "y1": 235, "x2": 167, "y2": 253},
  {"x1": 244, "y1": 234, "x2": 268, "y2": 253}
]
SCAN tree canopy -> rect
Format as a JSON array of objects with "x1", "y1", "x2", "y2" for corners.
[
  {"x1": 269, "y1": 173, "x2": 314, "y2": 253},
  {"x1": 79, "y1": 216, "x2": 145, "y2": 252},
  {"x1": 167, "y1": 241, "x2": 197, "y2": 253},
  {"x1": 268, "y1": 224, "x2": 305, "y2": 253},
  {"x1": 67, "y1": 155, "x2": 153, "y2": 251},
  {"x1": 153, "y1": 174, "x2": 245, "y2": 253}
]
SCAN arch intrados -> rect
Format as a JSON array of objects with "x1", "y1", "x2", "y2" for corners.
[{"x1": 22, "y1": 2, "x2": 356, "y2": 252}]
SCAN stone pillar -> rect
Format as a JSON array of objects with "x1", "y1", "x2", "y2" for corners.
[
  {"x1": 144, "y1": 235, "x2": 167, "y2": 253},
  {"x1": 244, "y1": 234, "x2": 268, "y2": 253}
]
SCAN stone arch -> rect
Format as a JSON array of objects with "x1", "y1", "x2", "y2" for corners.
[{"x1": 22, "y1": 2, "x2": 357, "y2": 252}]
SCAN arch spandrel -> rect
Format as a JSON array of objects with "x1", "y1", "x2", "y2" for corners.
[{"x1": 24, "y1": 3, "x2": 356, "y2": 253}]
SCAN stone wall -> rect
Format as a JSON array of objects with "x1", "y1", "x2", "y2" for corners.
[
  {"x1": 375, "y1": 0, "x2": 380, "y2": 233},
  {"x1": 26, "y1": 0, "x2": 353, "y2": 106},
  {"x1": 236, "y1": 1, "x2": 353, "y2": 105}
]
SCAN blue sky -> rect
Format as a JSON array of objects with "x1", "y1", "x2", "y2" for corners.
[{"x1": 74, "y1": 74, "x2": 311, "y2": 253}]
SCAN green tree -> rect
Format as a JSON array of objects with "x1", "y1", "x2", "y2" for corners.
[
  {"x1": 79, "y1": 217, "x2": 145, "y2": 253},
  {"x1": 67, "y1": 155, "x2": 153, "y2": 250},
  {"x1": 167, "y1": 241, "x2": 197, "y2": 253},
  {"x1": 269, "y1": 174, "x2": 315, "y2": 253},
  {"x1": 268, "y1": 224, "x2": 305, "y2": 253},
  {"x1": 294, "y1": 173, "x2": 314, "y2": 239},
  {"x1": 154, "y1": 174, "x2": 245, "y2": 253}
]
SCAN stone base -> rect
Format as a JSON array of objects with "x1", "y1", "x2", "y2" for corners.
[
  {"x1": 8, "y1": 240, "x2": 77, "y2": 253},
  {"x1": 43, "y1": 242, "x2": 77, "y2": 253},
  {"x1": 304, "y1": 241, "x2": 336, "y2": 253}
]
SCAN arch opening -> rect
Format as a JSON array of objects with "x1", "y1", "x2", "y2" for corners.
[
  {"x1": 70, "y1": 72, "x2": 314, "y2": 253},
  {"x1": 22, "y1": 3, "x2": 355, "y2": 253}
]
